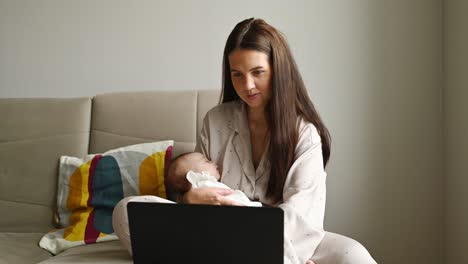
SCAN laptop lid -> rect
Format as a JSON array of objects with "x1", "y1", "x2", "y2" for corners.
[{"x1": 127, "y1": 202, "x2": 283, "y2": 264}]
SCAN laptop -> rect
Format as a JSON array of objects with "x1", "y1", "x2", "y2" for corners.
[{"x1": 127, "y1": 202, "x2": 284, "y2": 264}]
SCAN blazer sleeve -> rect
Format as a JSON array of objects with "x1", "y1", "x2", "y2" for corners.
[{"x1": 279, "y1": 123, "x2": 327, "y2": 264}]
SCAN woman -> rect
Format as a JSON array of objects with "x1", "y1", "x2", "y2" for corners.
[
  {"x1": 113, "y1": 18, "x2": 376, "y2": 264},
  {"x1": 182, "y1": 18, "x2": 330, "y2": 264},
  {"x1": 183, "y1": 18, "x2": 329, "y2": 264},
  {"x1": 176, "y1": 18, "x2": 376, "y2": 264}
]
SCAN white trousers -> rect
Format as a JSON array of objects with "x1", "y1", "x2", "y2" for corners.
[{"x1": 112, "y1": 196, "x2": 377, "y2": 264}]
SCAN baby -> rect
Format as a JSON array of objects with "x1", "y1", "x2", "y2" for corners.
[
  {"x1": 112, "y1": 152, "x2": 261, "y2": 256},
  {"x1": 167, "y1": 152, "x2": 261, "y2": 207}
]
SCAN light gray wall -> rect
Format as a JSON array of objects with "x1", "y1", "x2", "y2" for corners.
[
  {"x1": 445, "y1": 1, "x2": 468, "y2": 263},
  {"x1": 0, "y1": 0, "x2": 327, "y2": 98},
  {"x1": 318, "y1": 2, "x2": 442, "y2": 264},
  {"x1": 0, "y1": 1, "x2": 444, "y2": 263}
]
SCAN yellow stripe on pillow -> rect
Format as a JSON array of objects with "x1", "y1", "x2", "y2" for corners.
[
  {"x1": 139, "y1": 151, "x2": 167, "y2": 198},
  {"x1": 63, "y1": 207, "x2": 94, "y2": 241}
]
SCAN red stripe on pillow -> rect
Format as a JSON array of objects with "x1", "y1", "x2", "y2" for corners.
[
  {"x1": 84, "y1": 209, "x2": 100, "y2": 244},
  {"x1": 87, "y1": 155, "x2": 102, "y2": 206},
  {"x1": 164, "y1": 146, "x2": 173, "y2": 192}
]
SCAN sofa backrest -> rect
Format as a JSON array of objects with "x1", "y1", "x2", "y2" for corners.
[
  {"x1": 89, "y1": 90, "x2": 219, "y2": 156},
  {"x1": 0, "y1": 90, "x2": 219, "y2": 232},
  {"x1": 0, "y1": 98, "x2": 92, "y2": 232}
]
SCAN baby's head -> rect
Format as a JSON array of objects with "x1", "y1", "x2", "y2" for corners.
[{"x1": 167, "y1": 152, "x2": 220, "y2": 192}]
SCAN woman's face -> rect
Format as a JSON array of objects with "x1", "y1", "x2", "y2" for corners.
[{"x1": 228, "y1": 49, "x2": 272, "y2": 111}]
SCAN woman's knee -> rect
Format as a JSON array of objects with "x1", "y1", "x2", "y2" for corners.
[
  {"x1": 311, "y1": 232, "x2": 376, "y2": 264},
  {"x1": 112, "y1": 195, "x2": 174, "y2": 234},
  {"x1": 339, "y1": 238, "x2": 376, "y2": 264},
  {"x1": 112, "y1": 196, "x2": 137, "y2": 255},
  {"x1": 112, "y1": 195, "x2": 174, "y2": 255}
]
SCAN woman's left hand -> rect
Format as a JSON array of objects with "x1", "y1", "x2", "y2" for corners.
[{"x1": 182, "y1": 187, "x2": 243, "y2": 206}]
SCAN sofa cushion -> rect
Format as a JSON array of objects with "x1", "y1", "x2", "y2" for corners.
[
  {"x1": 0, "y1": 232, "x2": 52, "y2": 264},
  {"x1": 39, "y1": 141, "x2": 174, "y2": 255},
  {"x1": 0, "y1": 98, "x2": 92, "y2": 232},
  {"x1": 37, "y1": 241, "x2": 131, "y2": 264}
]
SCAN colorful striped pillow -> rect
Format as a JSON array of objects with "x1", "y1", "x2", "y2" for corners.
[{"x1": 39, "y1": 140, "x2": 173, "y2": 254}]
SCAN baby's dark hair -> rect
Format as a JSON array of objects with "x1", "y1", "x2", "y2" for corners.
[{"x1": 166, "y1": 152, "x2": 195, "y2": 193}]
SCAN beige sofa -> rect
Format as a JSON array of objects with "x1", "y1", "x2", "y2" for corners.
[{"x1": 0, "y1": 90, "x2": 371, "y2": 264}]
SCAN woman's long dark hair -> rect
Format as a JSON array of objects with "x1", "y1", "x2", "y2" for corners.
[{"x1": 220, "y1": 18, "x2": 331, "y2": 203}]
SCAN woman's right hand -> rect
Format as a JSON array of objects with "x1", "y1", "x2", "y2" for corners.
[{"x1": 181, "y1": 187, "x2": 242, "y2": 206}]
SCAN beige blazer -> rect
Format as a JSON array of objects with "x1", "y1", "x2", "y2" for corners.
[{"x1": 195, "y1": 100, "x2": 327, "y2": 264}]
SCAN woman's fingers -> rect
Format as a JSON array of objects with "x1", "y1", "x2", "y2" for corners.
[
  {"x1": 212, "y1": 188, "x2": 234, "y2": 196},
  {"x1": 183, "y1": 187, "x2": 235, "y2": 205},
  {"x1": 217, "y1": 196, "x2": 243, "y2": 206}
]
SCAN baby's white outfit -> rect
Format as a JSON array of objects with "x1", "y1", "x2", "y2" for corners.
[{"x1": 186, "y1": 170, "x2": 262, "y2": 207}]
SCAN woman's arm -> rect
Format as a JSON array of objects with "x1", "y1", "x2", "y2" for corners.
[
  {"x1": 166, "y1": 112, "x2": 211, "y2": 194},
  {"x1": 194, "y1": 114, "x2": 210, "y2": 158},
  {"x1": 280, "y1": 123, "x2": 327, "y2": 264}
]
